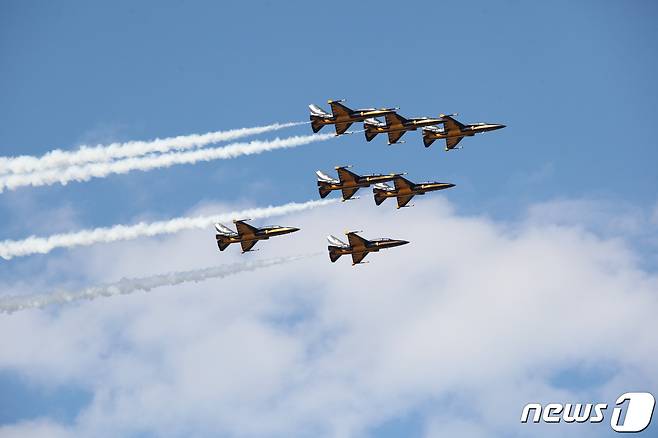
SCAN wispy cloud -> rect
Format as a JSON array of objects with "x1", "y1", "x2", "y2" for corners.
[{"x1": 0, "y1": 199, "x2": 656, "y2": 438}]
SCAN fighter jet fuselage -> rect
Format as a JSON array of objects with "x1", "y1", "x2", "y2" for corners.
[
  {"x1": 218, "y1": 226, "x2": 298, "y2": 243},
  {"x1": 327, "y1": 232, "x2": 409, "y2": 265},
  {"x1": 215, "y1": 220, "x2": 299, "y2": 253},
  {"x1": 309, "y1": 100, "x2": 397, "y2": 135},
  {"x1": 316, "y1": 166, "x2": 402, "y2": 201},
  {"x1": 426, "y1": 123, "x2": 505, "y2": 139},
  {"x1": 373, "y1": 176, "x2": 455, "y2": 208},
  {"x1": 370, "y1": 118, "x2": 443, "y2": 133},
  {"x1": 365, "y1": 112, "x2": 444, "y2": 144},
  {"x1": 319, "y1": 174, "x2": 399, "y2": 190},
  {"x1": 423, "y1": 115, "x2": 505, "y2": 149}
]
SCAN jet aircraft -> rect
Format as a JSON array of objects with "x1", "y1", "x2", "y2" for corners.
[
  {"x1": 327, "y1": 231, "x2": 409, "y2": 265},
  {"x1": 364, "y1": 112, "x2": 444, "y2": 145},
  {"x1": 422, "y1": 114, "x2": 506, "y2": 150},
  {"x1": 316, "y1": 165, "x2": 402, "y2": 201},
  {"x1": 373, "y1": 176, "x2": 455, "y2": 208},
  {"x1": 309, "y1": 99, "x2": 397, "y2": 135},
  {"x1": 215, "y1": 219, "x2": 299, "y2": 253}
]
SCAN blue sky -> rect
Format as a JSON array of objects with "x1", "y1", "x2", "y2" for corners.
[
  {"x1": 2, "y1": 0, "x2": 657, "y2": 223},
  {"x1": 1, "y1": 1, "x2": 657, "y2": 437}
]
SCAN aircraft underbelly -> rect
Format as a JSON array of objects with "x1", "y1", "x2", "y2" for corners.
[{"x1": 241, "y1": 235, "x2": 265, "y2": 242}]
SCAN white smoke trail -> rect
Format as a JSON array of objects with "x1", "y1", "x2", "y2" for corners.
[
  {"x1": 0, "y1": 254, "x2": 316, "y2": 314},
  {"x1": 0, "y1": 199, "x2": 337, "y2": 259},
  {"x1": 0, "y1": 122, "x2": 305, "y2": 175},
  {"x1": 0, "y1": 133, "x2": 334, "y2": 192}
]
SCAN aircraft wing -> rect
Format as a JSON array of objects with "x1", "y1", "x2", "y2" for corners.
[
  {"x1": 387, "y1": 131, "x2": 406, "y2": 144},
  {"x1": 396, "y1": 195, "x2": 414, "y2": 208},
  {"x1": 234, "y1": 220, "x2": 258, "y2": 237},
  {"x1": 393, "y1": 176, "x2": 414, "y2": 191},
  {"x1": 346, "y1": 232, "x2": 369, "y2": 249},
  {"x1": 351, "y1": 251, "x2": 369, "y2": 265},
  {"x1": 240, "y1": 240, "x2": 258, "y2": 252},
  {"x1": 384, "y1": 112, "x2": 407, "y2": 126},
  {"x1": 336, "y1": 167, "x2": 359, "y2": 184},
  {"x1": 442, "y1": 116, "x2": 466, "y2": 132},
  {"x1": 341, "y1": 187, "x2": 359, "y2": 200},
  {"x1": 446, "y1": 136, "x2": 463, "y2": 150},
  {"x1": 334, "y1": 122, "x2": 353, "y2": 135},
  {"x1": 329, "y1": 101, "x2": 352, "y2": 118}
]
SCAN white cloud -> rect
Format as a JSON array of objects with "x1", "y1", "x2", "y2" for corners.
[
  {"x1": 0, "y1": 419, "x2": 73, "y2": 438},
  {"x1": 0, "y1": 197, "x2": 657, "y2": 437}
]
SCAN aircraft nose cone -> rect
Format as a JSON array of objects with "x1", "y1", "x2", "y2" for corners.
[
  {"x1": 446, "y1": 183, "x2": 456, "y2": 189},
  {"x1": 287, "y1": 227, "x2": 301, "y2": 233},
  {"x1": 494, "y1": 124, "x2": 506, "y2": 130},
  {"x1": 394, "y1": 240, "x2": 410, "y2": 247}
]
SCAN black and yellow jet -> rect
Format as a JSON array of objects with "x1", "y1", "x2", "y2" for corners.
[
  {"x1": 422, "y1": 114, "x2": 506, "y2": 150},
  {"x1": 373, "y1": 176, "x2": 455, "y2": 208},
  {"x1": 309, "y1": 99, "x2": 397, "y2": 135},
  {"x1": 316, "y1": 165, "x2": 403, "y2": 201},
  {"x1": 327, "y1": 231, "x2": 409, "y2": 265},
  {"x1": 214, "y1": 219, "x2": 299, "y2": 253},
  {"x1": 364, "y1": 112, "x2": 444, "y2": 145}
]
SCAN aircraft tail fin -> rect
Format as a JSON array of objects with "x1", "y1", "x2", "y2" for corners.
[
  {"x1": 309, "y1": 104, "x2": 330, "y2": 117},
  {"x1": 327, "y1": 235, "x2": 348, "y2": 247},
  {"x1": 328, "y1": 246, "x2": 342, "y2": 262},
  {"x1": 216, "y1": 235, "x2": 232, "y2": 251},
  {"x1": 309, "y1": 104, "x2": 330, "y2": 133},
  {"x1": 315, "y1": 170, "x2": 335, "y2": 182},
  {"x1": 327, "y1": 234, "x2": 347, "y2": 262}
]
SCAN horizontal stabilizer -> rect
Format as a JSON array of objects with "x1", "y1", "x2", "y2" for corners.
[
  {"x1": 364, "y1": 129, "x2": 378, "y2": 142},
  {"x1": 328, "y1": 247, "x2": 342, "y2": 262},
  {"x1": 373, "y1": 190, "x2": 388, "y2": 206},
  {"x1": 318, "y1": 185, "x2": 332, "y2": 199},
  {"x1": 422, "y1": 132, "x2": 437, "y2": 148},
  {"x1": 216, "y1": 236, "x2": 232, "y2": 251},
  {"x1": 310, "y1": 115, "x2": 324, "y2": 133}
]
